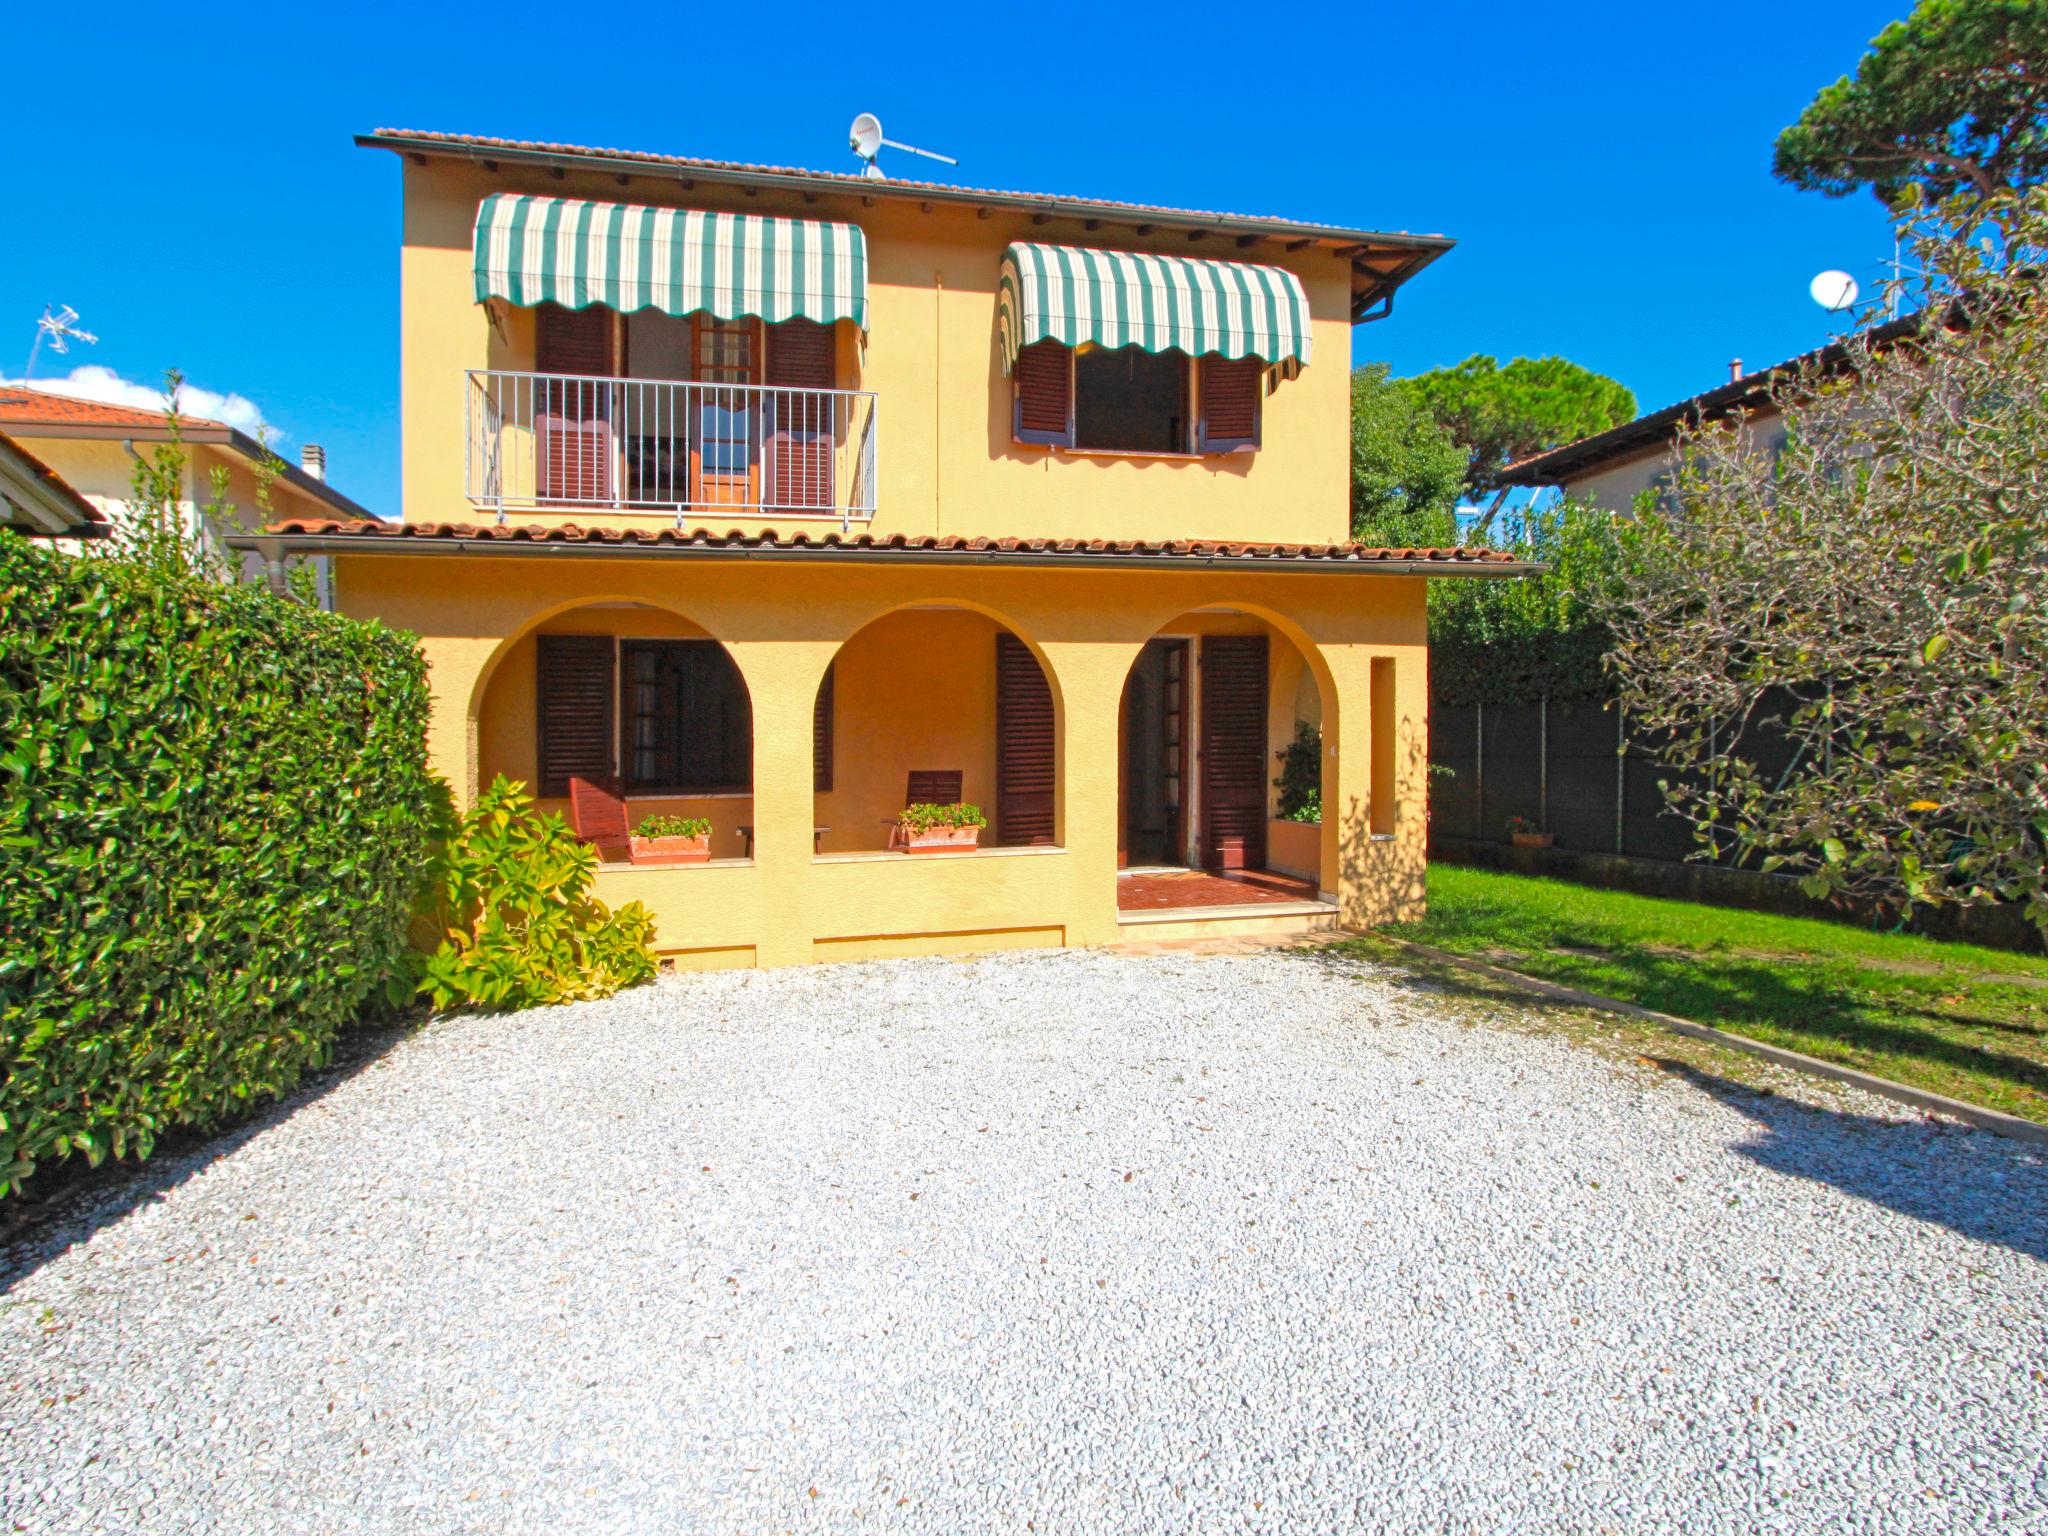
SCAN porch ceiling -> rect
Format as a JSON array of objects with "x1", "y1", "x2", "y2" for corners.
[{"x1": 233, "y1": 520, "x2": 1542, "y2": 577}]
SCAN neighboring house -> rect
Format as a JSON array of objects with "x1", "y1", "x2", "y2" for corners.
[
  {"x1": 0, "y1": 388, "x2": 378, "y2": 591},
  {"x1": 235, "y1": 128, "x2": 1533, "y2": 970},
  {"x1": 1497, "y1": 314, "x2": 1917, "y2": 511},
  {"x1": 0, "y1": 430, "x2": 108, "y2": 539}
]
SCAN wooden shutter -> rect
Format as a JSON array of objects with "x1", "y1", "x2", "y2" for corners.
[
  {"x1": 536, "y1": 303, "x2": 615, "y2": 501},
  {"x1": 767, "y1": 318, "x2": 836, "y2": 508},
  {"x1": 535, "y1": 634, "x2": 615, "y2": 797},
  {"x1": 1199, "y1": 635, "x2": 1268, "y2": 869},
  {"x1": 813, "y1": 662, "x2": 835, "y2": 792},
  {"x1": 1013, "y1": 340, "x2": 1073, "y2": 446},
  {"x1": 995, "y1": 633, "x2": 1056, "y2": 846},
  {"x1": 1198, "y1": 355, "x2": 1261, "y2": 453}
]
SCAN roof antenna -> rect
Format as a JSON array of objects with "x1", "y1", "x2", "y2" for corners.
[
  {"x1": 26, "y1": 304, "x2": 97, "y2": 378},
  {"x1": 848, "y1": 113, "x2": 957, "y2": 181}
]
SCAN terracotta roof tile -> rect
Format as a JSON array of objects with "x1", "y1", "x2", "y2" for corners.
[
  {"x1": 0, "y1": 387, "x2": 227, "y2": 433},
  {"x1": 251, "y1": 519, "x2": 1528, "y2": 570}
]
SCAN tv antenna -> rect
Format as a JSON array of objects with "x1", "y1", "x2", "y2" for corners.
[
  {"x1": 848, "y1": 113, "x2": 957, "y2": 181},
  {"x1": 26, "y1": 304, "x2": 97, "y2": 377}
]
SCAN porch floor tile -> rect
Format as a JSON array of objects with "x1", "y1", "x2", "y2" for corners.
[{"x1": 1115, "y1": 868, "x2": 1320, "y2": 912}]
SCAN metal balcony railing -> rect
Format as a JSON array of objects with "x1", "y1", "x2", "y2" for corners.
[{"x1": 465, "y1": 370, "x2": 878, "y2": 523}]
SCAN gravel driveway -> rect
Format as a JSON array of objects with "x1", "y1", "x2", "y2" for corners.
[{"x1": 4, "y1": 947, "x2": 2045, "y2": 1535}]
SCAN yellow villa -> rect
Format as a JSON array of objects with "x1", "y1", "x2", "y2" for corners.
[{"x1": 237, "y1": 128, "x2": 1532, "y2": 969}]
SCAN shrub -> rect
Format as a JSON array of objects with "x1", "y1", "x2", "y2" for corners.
[
  {"x1": 1273, "y1": 721, "x2": 1322, "y2": 822},
  {"x1": 899, "y1": 802, "x2": 988, "y2": 831},
  {"x1": 417, "y1": 777, "x2": 657, "y2": 1013},
  {"x1": 0, "y1": 528, "x2": 438, "y2": 1193},
  {"x1": 633, "y1": 814, "x2": 711, "y2": 839}
]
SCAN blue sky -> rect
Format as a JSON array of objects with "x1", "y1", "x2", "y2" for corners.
[{"x1": 4, "y1": 1, "x2": 1908, "y2": 516}]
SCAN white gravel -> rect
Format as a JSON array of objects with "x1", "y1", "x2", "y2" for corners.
[{"x1": 3, "y1": 946, "x2": 2045, "y2": 1535}]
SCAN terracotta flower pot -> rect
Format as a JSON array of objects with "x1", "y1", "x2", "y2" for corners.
[
  {"x1": 1510, "y1": 831, "x2": 1554, "y2": 850},
  {"x1": 897, "y1": 822, "x2": 982, "y2": 855},
  {"x1": 630, "y1": 833, "x2": 712, "y2": 867}
]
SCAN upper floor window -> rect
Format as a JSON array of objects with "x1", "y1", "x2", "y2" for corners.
[
  {"x1": 998, "y1": 241, "x2": 1309, "y2": 460},
  {"x1": 1014, "y1": 341, "x2": 1262, "y2": 454}
]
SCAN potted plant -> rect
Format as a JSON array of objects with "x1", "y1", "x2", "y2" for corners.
[
  {"x1": 1506, "y1": 814, "x2": 1554, "y2": 850},
  {"x1": 896, "y1": 801, "x2": 988, "y2": 854},
  {"x1": 630, "y1": 814, "x2": 713, "y2": 866}
]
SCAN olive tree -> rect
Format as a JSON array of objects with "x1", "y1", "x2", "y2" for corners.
[{"x1": 1607, "y1": 192, "x2": 2048, "y2": 939}]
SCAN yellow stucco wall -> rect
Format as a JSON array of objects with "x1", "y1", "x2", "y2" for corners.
[
  {"x1": 394, "y1": 158, "x2": 1356, "y2": 545},
  {"x1": 333, "y1": 551, "x2": 1431, "y2": 967}
]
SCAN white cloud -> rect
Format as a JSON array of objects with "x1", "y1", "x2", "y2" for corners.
[{"x1": 0, "y1": 365, "x2": 283, "y2": 443}]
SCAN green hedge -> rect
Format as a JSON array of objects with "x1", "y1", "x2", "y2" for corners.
[{"x1": 0, "y1": 531, "x2": 439, "y2": 1192}]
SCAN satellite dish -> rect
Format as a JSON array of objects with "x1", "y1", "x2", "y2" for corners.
[
  {"x1": 849, "y1": 112, "x2": 883, "y2": 161},
  {"x1": 1809, "y1": 270, "x2": 1859, "y2": 312},
  {"x1": 847, "y1": 112, "x2": 958, "y2": 180}
]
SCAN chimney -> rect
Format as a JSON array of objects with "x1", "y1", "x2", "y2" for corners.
[
  {"x1": 300, "y1": 444, "x2": 326, "y2": 481},
  {"x1": 1728, "y1": 359, "x2": 1743, "y2": 384}
]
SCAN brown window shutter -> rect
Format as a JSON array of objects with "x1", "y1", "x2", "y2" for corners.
[
  {"x1": 535, "y1": 303, "x2": 616, "y2": 501},
  {"x1": 768, "y1": 319, "x2": 837, "y2": 508},
  {"x1": 813, "y1": 662, "x2": 835, "y2": 793},
  {"x1": 535, "y1": 634, "x2": 615, "y2": 797},
  {"x1": 1198, "y1": 355, "x2": 1261, "y2": 453},
  {"x1": 995, "y1": 632, "x2": 1056, "y2": 846},
  {"x1": 1198, "y1": 635, "x2": 1269, "y2": 870},
  {"x1": 536, "y1": 302, "x2": 613, "y2": 375},
  {"x1": 1013, "y1": 340, "x2": 1073, "y2": 446}
]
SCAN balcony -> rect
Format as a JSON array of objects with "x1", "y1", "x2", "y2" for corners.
[{"x1": 466, "y1": 370, "x2": 878, "y2": 523}]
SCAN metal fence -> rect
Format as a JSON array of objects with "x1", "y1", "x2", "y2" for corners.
[
  {"x1": 1430, "y1": 693, "x2": 1802, "y2": 863},
  {"x1": 465, "y1": 370, "x2": 878, "y2": 523}
]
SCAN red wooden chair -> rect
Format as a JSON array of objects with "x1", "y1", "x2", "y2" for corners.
[{"x1": 567, "y1": 774, "x2": 631, "y2": 862}]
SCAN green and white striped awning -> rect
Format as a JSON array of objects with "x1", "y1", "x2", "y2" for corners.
[
  {"x1": 997, "y1": 242, "x2": 1311, "y2": 375},
  {"x1": 473, "y1": 193, "x2": 867, "y2": 329}
]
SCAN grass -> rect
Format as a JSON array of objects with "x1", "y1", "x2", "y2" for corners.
[{"x1": 1334, "y1": 865, "x2": 2048, "y2": 1125}]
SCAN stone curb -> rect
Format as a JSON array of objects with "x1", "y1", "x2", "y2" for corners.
[{"x1": 1376, "y1": 935, "x2": 2048, "y2": 1148}]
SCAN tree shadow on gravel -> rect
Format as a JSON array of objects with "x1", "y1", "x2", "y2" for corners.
[
  {"x1": 1292, "y1": 946, "x2": 2048, "y2": 1263},
  {"x1": 0, "y1": 1021, "x2": 417, "y2": 1295},
  {"x1": 1651, "y1": 1060, "x2": 2048, "y2": 1265}
]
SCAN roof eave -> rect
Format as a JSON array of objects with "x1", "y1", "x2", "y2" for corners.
[
  {"x1": 226, "y1": 528, "x2": 1541, "y2": 577},
  {"x1": 0, "y1": 418, "x2": 383, "y2": 522},
  {"x1": 359, "y1": 131, "x2": 1457, "y2": 322}
]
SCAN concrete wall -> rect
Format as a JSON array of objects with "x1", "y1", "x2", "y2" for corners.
[{"x1": 395, "y1": 158, "x2": 1355, "y2": 546}]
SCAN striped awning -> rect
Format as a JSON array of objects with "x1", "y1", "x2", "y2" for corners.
[
  {"x1": 472, "y1": 193, "x2": 867, "y2": 329},
  {"x1": 997, "y1": 242, "x2": 1311, "y2": 375}
]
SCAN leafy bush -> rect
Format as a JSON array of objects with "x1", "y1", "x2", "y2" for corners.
[
  {"x1": 1429, "y1": 499, "x2": 1625, "y2": 706},
  {"x1": 0, "y1": 527, "x2": 438, "y2": 1193},
  {"x1": 633, "y1": 814, "x2": 711, "y2": 839},
  {"x1": 900, "y1": 802, "x2": 988, "y2": 831},
  {"x1": 1273, "y1": 721, "x2": 1322, "y2": 822},
  {"x1": 417, "y1": 777, "x2": 657, "y2": 1013}
]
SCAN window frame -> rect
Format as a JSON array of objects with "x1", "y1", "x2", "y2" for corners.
[{"x1": 1012, "y1": 342, "x2": 1265, "y2": 458}]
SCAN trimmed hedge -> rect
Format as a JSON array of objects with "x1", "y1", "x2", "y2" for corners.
[{"x1": 0, "y1": 531, "x2": 439, "y2": 1192}]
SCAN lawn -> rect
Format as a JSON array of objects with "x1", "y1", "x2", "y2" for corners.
[{"x1": 1339, "y1": 865, "x2": 2048, "y2": 1125}]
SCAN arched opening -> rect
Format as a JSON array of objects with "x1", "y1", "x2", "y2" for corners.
[
  {"x1": 1114, "y1": 608, "x2": 1331, "y2": 912},
  {"x1": 812, "y1": 603, "x2": 1060, "y2": 855},
  {"x1": 474, "y1": 600, "x2": 755, "y2": 861}
]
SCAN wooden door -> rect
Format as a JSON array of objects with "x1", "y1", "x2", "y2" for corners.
[
  {"x1": 536, "y1": 304, "x2": 615, "y2": 503},
  {"x1": 1119, "y1": 639, "x2": 1187, "y2": 868},
  {"x1": 1199, "y1": 635, "x2": 1268, "y2": 870},
  {"x1": 995, "y1": 633, "x2": 1056, "y2": 846},
  {"x1": 691, "y1": 317, "x2": 760, "y2": 510}
]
